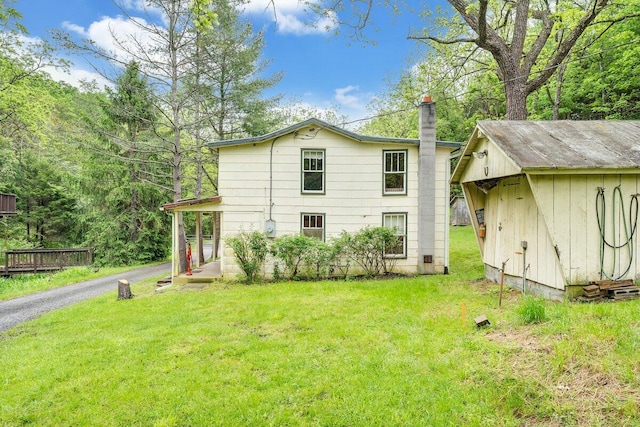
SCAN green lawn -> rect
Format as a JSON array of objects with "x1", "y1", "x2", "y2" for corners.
[{"x1": 1, "y1": 227, "x2": 639, "y2": 426}]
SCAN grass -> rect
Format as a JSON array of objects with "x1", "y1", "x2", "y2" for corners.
[
  {"x1": 0, "y1": 264, "x2": 163, "y2": 302},
  {"x1": 1, "y1": 226, "x2": 639, "y2": 426}
]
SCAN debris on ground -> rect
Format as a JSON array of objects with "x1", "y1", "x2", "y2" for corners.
[{"x1": 578, "y1": 279, "x2": 639, "y2": 302}]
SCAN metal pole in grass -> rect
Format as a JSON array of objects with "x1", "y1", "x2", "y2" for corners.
[{"x1": 499, "y1": 258, "x2": 509, "y2": 308}]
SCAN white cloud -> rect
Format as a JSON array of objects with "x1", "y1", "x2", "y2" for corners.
[
  {"x1": 63, "y1": 16, "x2": 155, "y2": 64},
  {"x1": 44, "y1": 66, "x2": 112, "y2": 90},
  {"x1": 333, "y1": 85, "x2": 375, "y2": 126},
  {"x1": 243, "y1": 0, "x2": 337, "y2": 35},
  {"x1": 335, "y1": 85, "x2": 364, "y2": 109}
]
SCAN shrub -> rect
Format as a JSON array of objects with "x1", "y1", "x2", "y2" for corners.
[
  {"x1": 271, "y1": 234, "x2": 317, "y2": 280},
  {"x1": 329, "y1": 232, "x2": 352, "y2": 279},
  {"x1": 348, "y1": 226, "x2": 400, "y2": 277},
  {"x1": 301, "y1": 238, "x2": 333, "y2": 279},
  {"x1": 226, "y1": 231, "x2": 269, "y2": 284}
]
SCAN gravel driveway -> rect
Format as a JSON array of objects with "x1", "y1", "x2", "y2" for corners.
[{"x1": 0, "y1": 262, "x2": 170, "y2": 332}]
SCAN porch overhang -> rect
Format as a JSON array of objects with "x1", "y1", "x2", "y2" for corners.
[{"x1": 161, "y1": 196, "x2": 222, "y2": 212}]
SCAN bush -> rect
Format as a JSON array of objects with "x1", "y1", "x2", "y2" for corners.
[
  {"x1": 328, "y1": 232, "x2": 352, "y2": 279},
  {"x1": 271, "y1": 234, "x2": 318, "y2": 280},
  {"x1": 228, "y1": 226, "x2": 402, "y2": 283},
  {"x1": 226, "y1": 231, "x2": 269, "y2": 284},
  {"x1": 302, "y1": 238, "x2": 333, "y2": 279},
  {"x1": 348, "y1": 226, "x2": 400, "y2": 277}
]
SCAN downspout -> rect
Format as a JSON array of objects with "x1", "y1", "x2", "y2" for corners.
[
  {"x1": 269, "y1": 136, "x2": 281, "y2": 221},
  {"x1": 266, "y1": 136, "x2": 282, "y2": 237}
]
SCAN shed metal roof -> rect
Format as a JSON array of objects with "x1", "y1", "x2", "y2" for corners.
[{"x1": 477, "y1": 120, "x2": 640, "y2": 170}]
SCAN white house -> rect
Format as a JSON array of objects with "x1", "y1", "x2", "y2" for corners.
[
  {"x1": 163, "y1": 99, "x2": 460, "y2": 279},
  {"x1": 451, "y1": 120, "x2": 640, "y2": 299}
]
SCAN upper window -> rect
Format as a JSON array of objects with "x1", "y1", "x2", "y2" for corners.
[
  {"x1": 383, "y1": 213, "x2": 407, "y2": 258},
  {"x1": 383, "y1": 150, "x2": 407, "y2": 195},
  {"x1": 302, "y1": 213, "x2": 325, "y2": 240},
  {"x1": 302, "y1": 149, "x2": 325, "y2": 194}
]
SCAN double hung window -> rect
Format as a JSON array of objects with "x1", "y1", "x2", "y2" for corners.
[
  {"x1": 302, "y1": 213, "x2": 325, "y2": 240},
  {"x1": 383, "y1": 150, "x2": 407, "y2": 195},
  {"x1": 383, "y1": 213, "x2": 407, "y2": 258},
  {"x1": 302, "y1": 149, "x2": 325, "y2": 194}
]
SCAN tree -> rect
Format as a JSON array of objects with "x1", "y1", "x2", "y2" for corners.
[
  {"x1": 55, "y1": 0, "x2": 213, "y2": 271},
  {"x1": 6, "y1": 153, "x2": 78, "y2": 247},
  {"x1": 317, "y1": 0, "x2": 640, "y2": 119},
  {"x1": 186, "y1": 0, "x2": 281, "y2": 262},
  {"x1": 545, "y1": 2, "x2": 640, "y2": 120},
  {"x1": 359, "y1": 50, "x2": 486, "y2": 142},
  {"x1": 56, "y1": 0, "x2": 281, "y2": 271},
  {"x1": 104, "y1": 61, "x2": 158, "y2": 243}
]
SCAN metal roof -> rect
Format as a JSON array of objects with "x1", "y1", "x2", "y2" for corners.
[
  {"x1": 207, "y1": 117, "x2": 460, "y2": 149},
  {"x1": 477, "y1": 120, "x2": 640, "y2": 170}
]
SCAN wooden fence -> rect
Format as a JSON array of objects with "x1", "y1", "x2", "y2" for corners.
[{"x1": 1, "y1": 248, "x2": 93, "y2": 276}]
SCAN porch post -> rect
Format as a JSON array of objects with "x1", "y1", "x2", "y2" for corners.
[
  {"x1": 172, "y1": 211, "x2": 180, "y2": 277},
  {"x1": 195, "y1": 212, "x2": 202, "y2": 268}
]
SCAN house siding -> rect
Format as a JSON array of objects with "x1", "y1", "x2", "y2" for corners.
[{"x1": 216, "y1": 127, "x2": 453, "y2": 277}]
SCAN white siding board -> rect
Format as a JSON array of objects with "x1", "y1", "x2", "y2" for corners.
[
  {"x1": 552, "y1": 177, "x2": 572, "y2": 283},
  {"x1": 527, "y1": 175, "x2": 561, "y2": 289},
  {"x1": 569, "y1": 175, "x2": 588, "y2": 284},
  {"x1": 600, "y1": 175, "x2": 623, "y2": 279},
  {"x1": 522, "y1": 179, "x2": 539, "y2": 286},
  {"x1": 584, "y1": 175, "x2": 604, "y2": 280},
  {"x1": 617, "y1": 175, "x2": 637, "y2": 281}
]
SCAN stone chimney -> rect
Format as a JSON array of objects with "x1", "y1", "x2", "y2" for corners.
[{"x1": 418, "y1": 96, "x2": 436, "y2": 274}]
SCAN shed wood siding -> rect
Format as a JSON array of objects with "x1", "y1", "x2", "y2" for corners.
[
  {"x1": 217, "y1": 127, "x2": 453, "y2": 277},
  {"x1": 466, "y1": 176, "x2": 566, "y2": 291},
  {"x1": 530, "y1": 174, "x2": 640, "y2": 285},
  {"x1": 458, "y1": 137, "x2": 520, "y2": 183},
  {"x1": 453, "y1": 120, "x2": 640, "y2": 296}
]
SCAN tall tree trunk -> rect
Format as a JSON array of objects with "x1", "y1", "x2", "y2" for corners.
[{"x1": 504, "y1": 79, "x2": 528, "y2": 120}]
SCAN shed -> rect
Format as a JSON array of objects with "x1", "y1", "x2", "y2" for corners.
[
  {"x1": 451, "y1": 120, "x2": 640, "y2": 299},
  {"x1": 0, "y1": 193, "x2": 17, "y2": 217},
  {"x1": 450, "y1": 195, "x2": 471, "y2": 226}
]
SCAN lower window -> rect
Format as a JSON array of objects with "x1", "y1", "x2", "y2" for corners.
[
  {"x1": 383, "y1": 213, "x2": 407, "y2": 257},
  {"x1": 302, "y1": 213, "x2": 325, "y2": 240}
]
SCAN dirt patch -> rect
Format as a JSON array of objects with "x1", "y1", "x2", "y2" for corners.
[{"x1": 485, "y1": 327, "x2": 640, "y2": 426}]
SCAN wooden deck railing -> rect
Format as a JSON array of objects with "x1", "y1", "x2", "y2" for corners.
[{"x1": 2, "y1": 248, "x2": 93, "y2": 275}]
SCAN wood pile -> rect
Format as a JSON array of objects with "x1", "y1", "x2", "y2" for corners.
[{"x1": 580, "y1": 279, "x2": 640, "y2": 302}]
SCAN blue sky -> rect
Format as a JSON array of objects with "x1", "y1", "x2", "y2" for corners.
[{"x1": 17, "y1": 0, "x2": 449, "y2": 123}]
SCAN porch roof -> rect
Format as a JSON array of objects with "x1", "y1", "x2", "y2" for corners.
[{"x1": 161, "y1": 196, "x2": 222, "y2": 212}]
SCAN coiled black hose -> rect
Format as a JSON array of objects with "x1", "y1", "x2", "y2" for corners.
[{"x1": 596, "y1": 186, "x2": 639, "y2": 280}]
